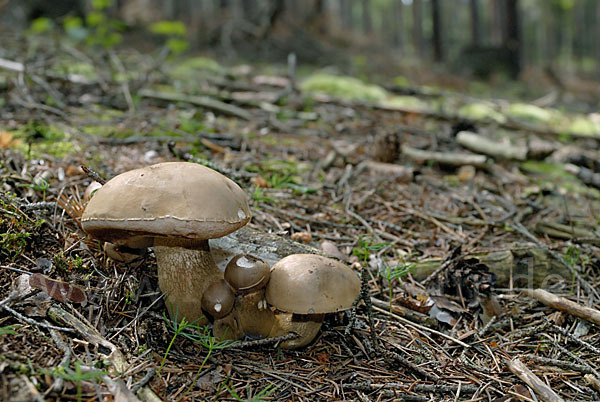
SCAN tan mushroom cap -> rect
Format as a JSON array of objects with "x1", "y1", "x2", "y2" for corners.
[
  {"x1": 81, "y1": 162, "x2": 251, "y2": 246},
  {"x1": 265, "y1": 254, "x2": 360, "y2": 314},
  {"x1": 224, "y1": 254, "x2": 270, "y2": 291}
]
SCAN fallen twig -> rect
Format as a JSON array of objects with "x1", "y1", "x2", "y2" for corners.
[
  {"x1": 523, "y1": 288, "x2": 600, "y2": 326},
  {"x1": 138, "y1": 88, "x2": 252, "y2": 120},
  {"x1": 506, "y1": 358, "x2": 564, "y2": 402}
]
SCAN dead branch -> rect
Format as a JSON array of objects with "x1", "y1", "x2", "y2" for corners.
[
  {"x1": 138, "y1": 88, "x2": 252, "y2": 120},
  {"x1": 507, "y1": 358, "x2": 564, "y2": 402},
  {"x1": 456, "y1": 130, "x2": 527, "y2": 160},
  {"x1": 523, "y1": 289, "x2": 600, "y2": 326},
  {"x1": 402, "y1": 145, "x2": 488, "y2": 167}
]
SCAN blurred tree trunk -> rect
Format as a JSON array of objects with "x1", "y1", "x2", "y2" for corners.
[
  {"x1": 306, "y1": 0, "x2": 327, "y2": 34},
  {"x1": 597, "y1": 1, "x2": 600, "y2": 78},
  {"x1": 543, "y1": 4, "x2": 556, "y2": 66},
  {"x1": 489, "y1": 0, "x2": 503, "y2": 44},
  {"x1": 391, "y1": 0, "x2": 403, "y2": 50},
  {"x1": 340, "y1": 0, "x2": 353, "y2": 30},
  {"x1": 431, "y1": 0, "x2": 442, "y2": 62},
  {"x1": 241, "y1": 0, "x2": 254, "y2": 20},
  {"x1": 501, "y1": 0, "x2": 521, "y2": 78},
  {"x1": 361, "y1": 0, "x2": 372, "y2": 34},
  {"x1": 469, "y1": 0, "x2": 480, "y2": 46},
  {"x1": 412, "y1": 0, "x2": 423, "y2": 58}
]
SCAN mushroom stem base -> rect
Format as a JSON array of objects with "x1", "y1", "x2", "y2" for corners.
[
  {"x1": 154, "y1": 238, "x2": 223, "y2": 325},
  {"x1": 269, "y1": 313, "x2": 325, "y2": 348}
]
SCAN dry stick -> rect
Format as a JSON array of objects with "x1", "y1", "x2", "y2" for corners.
[
  {"x1": 525, "y1": 354, "x2": 596, "y2": 375},
  {"x1": 545, "y1": 318, "x2": 600, "y2": 355},
  {"x1": 344, "y1": 382, "x2": 480, "y2": 395},
  {"x1": 48, "y1": 305, "x2": 128, "y2": 372},
  {"x1": 523, "y1": 289, "x2": 600, "y2": 326},
  {"x1": 548, "y1": 338, "x2": 600, "y2": 378},
  {"x1": 345, "y1": 265, "x2": 378, "y2": 352},
  {"x1": 11, "y1": 95, "x2": 70, "y2": 120},
  {"x1": 506, "y1": 358, "x2": 564, "y2": 402},
  {"x1": 402, "y1": 144, "x2": 489, "y2": 167},
  {"x1": 0, "y1": 292, "x2": 75, "y2": 333},
  {"x1": 455, "y1": 131, "x2": 527, "y2": 160},
  {"x1": 584, "y1": 375, "x2": 600, "y2": 393},
  {"x1": 370, "y1": 304, "x2": 470, "y2": 348},
  {"x1": 138, "y1": 88, "x2": 252, "y2": 120},
  {"x1": 130, "y1": 368, "x2": 156, "y2": 394},
  {"x1": 107, "y1": 293, "x2": 165, "y2": 341},
  {"x1": 81, "y1": 164, "x2": 107, "y2": 185},
  {"x1": 48, "y1": 330, "x2": 72, "y2": 392},
  {"x1": 108, "y1": 49, "x2": 135, "y2": 112},
  {"x1": 230, "y1": 332, "x2": 298, "y2": 348},
  {"x1": 379, "y1": 348, "x2": 439, "y2": 381}
]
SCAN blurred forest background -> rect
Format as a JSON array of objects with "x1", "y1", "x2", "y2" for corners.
[{"x1": 2, "y1": 0, "x2": 599, "y2": 111}]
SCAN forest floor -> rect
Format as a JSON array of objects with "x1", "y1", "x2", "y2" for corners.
[{"x1": 1, "y1": 32, "x2": 600, "y2": 401}]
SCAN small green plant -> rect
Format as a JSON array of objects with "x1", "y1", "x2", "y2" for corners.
[
  {"x1": 0, "y1": 325, "x2": 18, "y2": 336},
  {"x1": 183, "y1": 325, "x2": 238, "y2": 397},
  {"x1": 251, "y1": 187, "x2": 276, "y2": 204},
  {"x1": 16, "y1": 178, "x2": 49, "y2": 201},
  {"x1": 352, "y1": 235, "x2": 389, "y2": 266},
  {"x1": 149, "y1": 20, "x2": 189, "y2": 55},
  {"x1": 379, "y1": 256, "x2": 416, "y2": 313},
  {"x1": 85, "y1": 0, "x2": 124, "y2": 48},
  {"x1": 43, "y1": 361, "x2": 107, "y2": 402},
  {"x1": 0, "y1": 198, "x2": 45, "y2": 262},
  {"x1": 563, "y1": 245, "x2": 590, "y2": 292},
  {"x1": 160, "y1": 312, "x2": 237, "y2": 398},
  {"x1": 266, "y1": 172, "x2": 294, "y2": 189},
  {"x1": 28, "y1": 17, "x2": 54, "y2": 34},
  {"x1": 158, "y1": 312, "x2": 194, "y2": 375}
]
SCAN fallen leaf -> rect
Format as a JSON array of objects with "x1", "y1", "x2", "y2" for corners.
[
  {"x1": 0, "y1": 130, "x2": 21, "y2": 149},
  {"x1": 320, "y1": 240, "x2": 347, "y2": 261},
  {"x1": 251, "y1": 175, "x2": 270, "y2": 188},
  {"x1": 316, "y1": 351, "x2": 330, "y2": 363},
  {"x1": 29, "y1": 273, "x2": 87, "y2": 304}
]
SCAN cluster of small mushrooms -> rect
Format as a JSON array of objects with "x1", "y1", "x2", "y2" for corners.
[{"x1": 81, "y1": 162, "x2": 360, "y2": 348}]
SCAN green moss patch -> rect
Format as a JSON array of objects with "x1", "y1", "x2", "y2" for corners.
[{"x1": 300, "y1": 73, "x2": 388, "y2": 102}]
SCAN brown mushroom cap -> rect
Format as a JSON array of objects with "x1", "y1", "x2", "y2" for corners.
[
  {"x1": 265, "y1": 254, "x2": 360, "y2": 314},
  {"x1": 224, "y1": 254, "x2": 270, "y2": 291},
  {"x1": 81, "y1": 162, "x2": 251, "y2": 246},
  {"x1": 201, "y1": 279, "x2": 235, "y2": 319}
]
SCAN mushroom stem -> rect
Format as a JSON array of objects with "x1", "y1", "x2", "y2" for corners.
[
  {"x1": 269, "y1": 313, "x2": 325, "y2": 348},
  {"x1": 154, "y1": 238, "x2": 223, "y2": 324},
  {"x1": 213, "y1": 290, "x2": 276, "y2": 341}
]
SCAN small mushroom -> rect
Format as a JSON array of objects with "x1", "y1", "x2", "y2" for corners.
[
  {"x1": 224, "y1": 254, "x2": 270, "y2": 292},
  {"x1": 201, "y1": 279, "x2": 235, "y2": 319},
  {"x1": 81, "y1": 162, "x2": 251, "y2": 324},
  {"x1": 265, "y1": 254, "x2": 360, "y2": 348},
  {"x1": 214, "y1": 254, "x2": 274, "y2": 339}
]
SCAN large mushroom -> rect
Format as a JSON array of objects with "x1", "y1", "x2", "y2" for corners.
[
  {"x1": 81, "y1": 162, "x2": 251, "y2": 324},
  {"x1": 266, "y1": 254, "x2": 360, "y2": 348}
]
